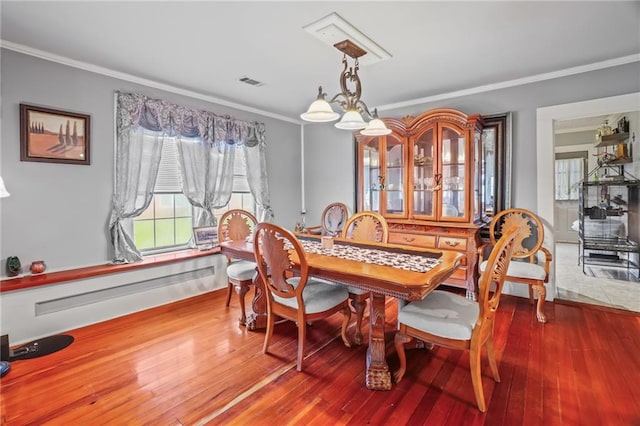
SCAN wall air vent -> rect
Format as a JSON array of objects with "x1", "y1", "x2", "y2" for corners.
[{"x1": 239, "y1": 76, "x2": 263, "y2": 86}]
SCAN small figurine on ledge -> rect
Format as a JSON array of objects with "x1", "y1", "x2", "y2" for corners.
[
  {"x1": 6, "y1": 256, "x2": 21, "y2": 277},
  {"x1": 30, "y1": 260, "x2": 46, "y2": 274}
]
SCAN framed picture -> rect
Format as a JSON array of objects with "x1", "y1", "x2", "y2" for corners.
[
  {"x1": 193, "y1": 226, "x2": 219, "y2": 248},
  {"x1": 20, "y1": 104, "x2": 91, "y2": 165}
]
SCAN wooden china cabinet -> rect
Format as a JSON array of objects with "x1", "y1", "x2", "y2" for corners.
[{"x1": 355, "y1": 108, "x2": 487, "y2": 298}]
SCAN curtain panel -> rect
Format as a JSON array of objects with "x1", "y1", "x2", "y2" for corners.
[{"x1": 109, "y1": 92, "x2": 271, "y2": 263}]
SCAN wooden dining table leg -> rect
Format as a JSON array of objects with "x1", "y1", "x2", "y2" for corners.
[
  {"x1": 245, "y1": 271, "x2": 268, "y2": 331},
  {"x1": 365, "y1": 292, "x2": 392, "y2": 390}
]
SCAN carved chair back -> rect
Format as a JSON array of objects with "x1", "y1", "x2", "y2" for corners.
[
  {"x1": 218, "y1": 209, "x2": 258, "y2": 245},
  {"x1": 321, "y1": 202, "x2": 349, "y2": 236},
  {"x1": 253, "y1": 222, "x2": 310, "y2": 305},
  {"x1": 488, "y1": 208, "x2": 544, "y2": 262},
  {"x1": 478, "y1": 226, "x2": 519, "y2": 322},
  {"x1": 342, "y1": 211, "x2": 389, "y2": 243}
]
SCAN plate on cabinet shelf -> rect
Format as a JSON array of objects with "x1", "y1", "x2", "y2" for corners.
[{"x1": 413, "y1": 157, "x2": 432, "y2": 166}]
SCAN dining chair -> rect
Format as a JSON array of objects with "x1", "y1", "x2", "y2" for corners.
[
  {"x1": 304, "y1": 202, "x2": 349, "y2": 236},
  {"x1": 478, "y1": 208, "x2": 551, "y2": 323},
  {"x1": 218, "y1": 209, "x2": 258, "y2": 326},
  {"x1": 340, "y1": 211, "x2": 390, "y2": 345},
  {"x1": 393, "y1": 226, "x2": 519, "y2": 412},
  {"x1": 254, "y1": 222, "x2": 351, "y2": 371}
]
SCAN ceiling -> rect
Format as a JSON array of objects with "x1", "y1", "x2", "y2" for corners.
[
  {"x1": 555, "y1": 113, "x2": 623, "y2": 134},
  {"x1": 1, "y1": 1, "x2": 639, "y2": 124}
]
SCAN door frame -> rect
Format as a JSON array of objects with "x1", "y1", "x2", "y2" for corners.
[{"x1": 536, "y1": 92, "x2": 640, "y2": 299}]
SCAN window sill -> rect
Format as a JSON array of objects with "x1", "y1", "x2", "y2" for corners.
[{"x1": 0, "y1": 248, "x2": 221, "y2": 293}]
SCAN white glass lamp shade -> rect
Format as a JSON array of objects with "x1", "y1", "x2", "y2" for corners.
[
  {"x1": 0, "y1": 176, "x2": 9, "y2": 198},
  {"x1": 300, "y1": 98, "x2": 340, "y2": 122},
  {"x1": 334, "y1": 109, "x2": 367, "y2": 130},
  {"x1": 361, "y1": 118, "x2": 392, "y2": 136}
]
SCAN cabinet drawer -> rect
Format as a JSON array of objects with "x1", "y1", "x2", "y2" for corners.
[
  {"x1": 437, "y1": 236, "x2": 467, "y2": 251},
  {"x1": 450, "y1": 267, "x2": 468, "y2": 281},
  {"x1": 389, "y1": 233, "x2": 437, "y2": 248}
]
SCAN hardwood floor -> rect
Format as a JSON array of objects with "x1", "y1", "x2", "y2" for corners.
[{"x1": 1, "y1": 288, "x2": 639, "y2": 425}]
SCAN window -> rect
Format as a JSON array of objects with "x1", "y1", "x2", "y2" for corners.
[
  {"x1": 555, "y1": 152, "x2": 586, "y2": 201},
  {"x1": 133, "y1": 135, "x2": 193, "y2": 252},
  {"x1": 132, "y1": 134, "x2": 255, "y2": 253}
]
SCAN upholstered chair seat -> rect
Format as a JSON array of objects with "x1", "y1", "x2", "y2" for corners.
[
  {"x1": 398, "y1": 290, "x2": 479, "y2": 340},
  {"x1": 226, "y1": 260, "x2": 257, "y2": 282},
  {"x1": 272, "y1": 277, "x2": 350, "y2": 313}
]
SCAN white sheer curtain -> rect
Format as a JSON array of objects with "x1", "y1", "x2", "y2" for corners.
[
  {"x1": 177, "y1": 130, "x2": 235, "y2": 229},
  {"x1": 108, "y1": 125, "x2": 164, "y2": 262},
  {"x1": 243, "y1": 124, "x2": 274, "y2": 221},
  {"x1": 109, "y1": 92, "x2": 271, "y2": 262},
  {"x1": 555, "y1": 157, "x2": 583, "y2": 200}
]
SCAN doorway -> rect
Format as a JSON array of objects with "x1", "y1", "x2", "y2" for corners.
[{"x1": 536, "y1": 92, "x2": 640, "y2": 312}]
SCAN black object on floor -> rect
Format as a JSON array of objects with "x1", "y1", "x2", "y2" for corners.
[
  {"x1": 10, "y1": 334, "x2": 74, "y2": 361},
  {"x1": 0, "y1": 361, "x2": 9, "y2": 377}
]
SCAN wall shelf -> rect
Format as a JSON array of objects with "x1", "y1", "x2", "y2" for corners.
[{"x1": 595, "y1": 132, "x2": 630, "y2": 148}]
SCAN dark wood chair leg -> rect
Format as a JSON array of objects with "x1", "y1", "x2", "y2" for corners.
[
  {"x1": 393, "y1": 332, "x2": 413, "y2": 383},
  {"x1": 351, "y1": 293, "x2": 367, "y2": 345},
  {"x1": 235, "y1": 281, "x2": 251, "y2": 326},
  {"x1": 533, "y1": 282, "x2": 547, "y2": 323},
  {"x1": 225, "y1": 282, "x2": 233, "y2": 307}
]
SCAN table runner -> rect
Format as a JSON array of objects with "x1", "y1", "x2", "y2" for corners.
[{"x1": 287, "y1": 238, "x2": 442, "y2": 273}]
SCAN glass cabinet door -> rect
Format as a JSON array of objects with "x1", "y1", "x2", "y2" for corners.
[
  {"x1": 358, "y1": 136, "x2": 382, "y2": 213},
  {"x1": 440, "y1": 125, "x2": 467, "y2": 220},
  {"x1": 384, "y1": 134, "x2": 406, "y2": 217},
  {"x1": 412, "y1": 126, "x2": 436, "y2": 220}
]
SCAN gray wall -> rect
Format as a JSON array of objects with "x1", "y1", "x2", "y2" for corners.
[
  {"x1": 0, "y1": 49, "x2": 301, "y2": 343},
  {"x1": 303, "y1": 124, "x2": 356, "y2": 225}
]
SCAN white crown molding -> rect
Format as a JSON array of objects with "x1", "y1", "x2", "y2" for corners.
[
  {"x1": 0, "y1": 40, "x2": 300, "y2": 125},
  {"x1": 377, "y1": 54, "x2": 640, "y2": 113},
  {"x1": 3, "y1": 39, "x2": 638, "y2": 123}
]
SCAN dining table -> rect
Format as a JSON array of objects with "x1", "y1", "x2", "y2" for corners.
[{"x1": 219, "y1": 234, "x2": 463, "y2": 390}]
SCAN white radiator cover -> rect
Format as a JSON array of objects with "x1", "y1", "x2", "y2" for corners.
[{"x1": 1, "y1": 254, "x2": 228, "y2": 344}]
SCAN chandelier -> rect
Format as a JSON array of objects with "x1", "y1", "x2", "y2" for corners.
[{"x1": 300, "y1": 40, "x2": 391, "y2": 136}]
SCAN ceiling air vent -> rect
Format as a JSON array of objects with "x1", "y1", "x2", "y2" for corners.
[
  {"x1": 303, "y1": 12, "x2": 391, "y2": 67},
  {"x1": 239, "y1": 76, "x2": 263, "y2": 86}
]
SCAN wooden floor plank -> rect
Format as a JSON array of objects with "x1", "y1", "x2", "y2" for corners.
[
  {"x1": 484, "y1": 299, "x2": 526, "y2": 426},
  {"x1": 540, "y1": 305, "x2": 564, "y2": 426},
  {"x1": 1, "y1": 290, "x2": 639, "y2": 425},
  {"x1": 555, "y1": 303, "x2": 583, "y2": 424}
]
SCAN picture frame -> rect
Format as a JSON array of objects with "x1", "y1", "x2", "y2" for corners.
[
  {"x1": 193, "y1": 226, "x2": 219, "y2": 249},
  {"x1": 20, "y1": 104, "x2": 91, "y2": 165}
]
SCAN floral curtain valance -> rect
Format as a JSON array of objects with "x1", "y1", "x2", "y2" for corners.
[{"x1": 116, "y1": 92, "x2": 266, "y2": 145}]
